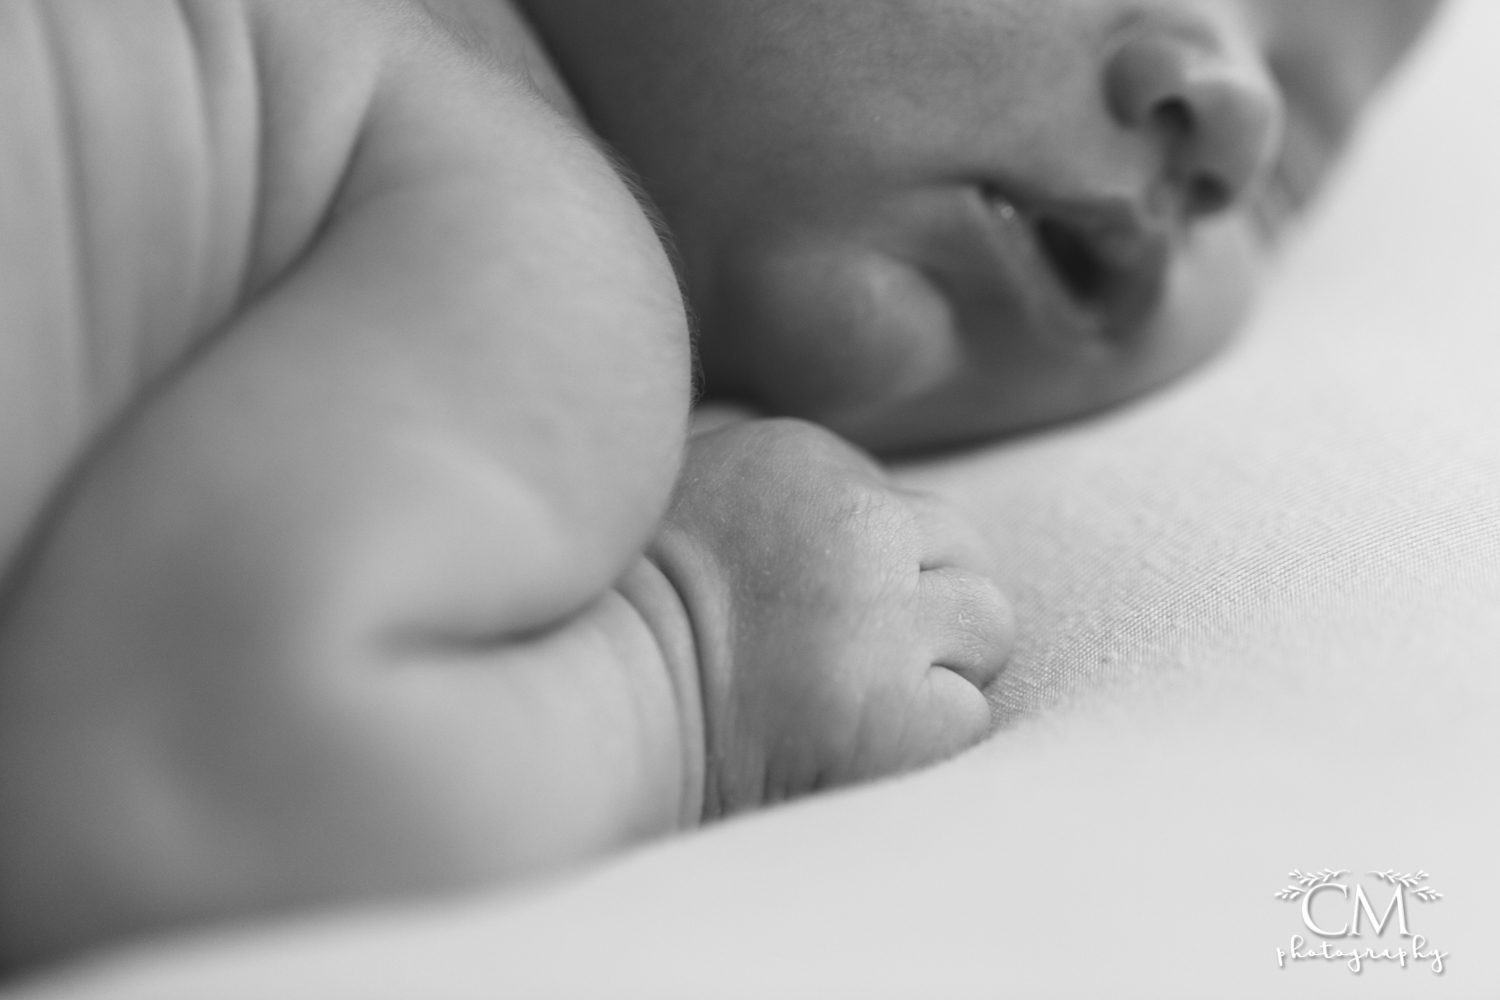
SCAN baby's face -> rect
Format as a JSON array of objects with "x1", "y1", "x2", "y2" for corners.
[{"x1": 551, "y1": 0, "x2": 1439, "y2": 451}]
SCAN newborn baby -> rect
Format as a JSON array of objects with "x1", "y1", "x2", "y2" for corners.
[{"x1": 0, "y1": 0, "x2": 1436, "y2": 970}]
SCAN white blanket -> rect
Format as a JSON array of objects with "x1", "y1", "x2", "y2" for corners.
[{"x1": 7, "y1": 1, "x2": 1498, "y2": 996}]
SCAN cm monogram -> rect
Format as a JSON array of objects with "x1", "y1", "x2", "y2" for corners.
[{"x1": 1274, "y1": 870, "x2": 1449, "y2": 974}]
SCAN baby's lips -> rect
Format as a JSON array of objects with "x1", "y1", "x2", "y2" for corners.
[
  {"x1": 974, "y1": 177, "x2": 1174, "y2": 352},
  {"x1": 1024, "y1": 194, "x2": 1173, "y2": 344}
]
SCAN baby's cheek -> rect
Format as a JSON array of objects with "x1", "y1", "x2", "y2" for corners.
[
  {"x1": 841, "y1": 253, "x2": 966, "y2": 406},
  {"x1": 725, "y1": 247, "x2": 962, "y2": 423}
]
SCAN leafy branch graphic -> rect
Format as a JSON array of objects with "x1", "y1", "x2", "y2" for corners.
[
  {"x1": 1370, "y1": 870, "x2": 1444, "y2": 902},
  {"x1": 1275, "y1": 869, "x2": 1348, "y2": 901}
]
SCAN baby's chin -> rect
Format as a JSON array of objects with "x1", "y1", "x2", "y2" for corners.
[{"x1": 711, "y1": 212, "x2": 1271, "y2": 456}]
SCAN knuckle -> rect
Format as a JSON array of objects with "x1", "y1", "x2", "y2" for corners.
[
  {"x1": 826, "y1": 478, "x2": 906, "y2": 531},
  {"x1": 931, "y1": 569, "x2": 1013, "y2": 638}
]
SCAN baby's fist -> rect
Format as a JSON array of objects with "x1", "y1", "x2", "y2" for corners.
[{"x1": 651, "y1": 419, "x2": 1013, "y2": 817}]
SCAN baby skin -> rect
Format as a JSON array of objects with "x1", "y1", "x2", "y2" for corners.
[{"x1": 0, "y1": 0, "x2": 1436, "y2": 970}]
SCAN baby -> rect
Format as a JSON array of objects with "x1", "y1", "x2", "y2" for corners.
[{"x1": 0, "y1": 0, "x2": 1437, "y2": 971}]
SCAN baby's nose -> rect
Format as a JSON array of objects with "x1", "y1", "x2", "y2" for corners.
[{"x1": 1104, "y1": 30, "x2": 1283, "y2": 219}]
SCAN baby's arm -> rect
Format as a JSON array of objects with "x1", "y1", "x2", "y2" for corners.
[{"x1": 0, "y1": 0, "x2": 701, "y2": 964}]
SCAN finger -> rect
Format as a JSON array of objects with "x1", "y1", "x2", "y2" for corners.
[
  {"x1": 897, "y1": 488, "x2": 999, "y2": 574},
  {"x1": 917, "y1": 663, "x2": 997, "y2": 755},
  {"x1": 917, "y1": 565, "x2": 1014, "y2": 690}
]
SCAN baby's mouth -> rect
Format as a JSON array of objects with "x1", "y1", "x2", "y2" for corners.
[{"x1": 979, "y1": 184, "x2": 1170, "y2": 346}]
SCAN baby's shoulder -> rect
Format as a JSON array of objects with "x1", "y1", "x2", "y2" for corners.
[
  {"x1": 398, "y1": 0, "x2": 588, "y2": 124},
  {"x1": 0, "y1": 0, "x2": 384, "y2": 315},
  {"x1": 0, "y1": 0, "x2": 601, "y2": 338}
]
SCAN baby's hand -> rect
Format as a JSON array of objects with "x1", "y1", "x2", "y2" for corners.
[{"x1": 651, "y1": 419, "x2": 1013, "y2": 815}]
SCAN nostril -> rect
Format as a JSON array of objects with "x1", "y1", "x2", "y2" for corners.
[
  {"x1": 1151, "y1": 96, "x2": 1195, "y2": 138},
  {"x1": 1186, "y1": 173, "x2": 1231, "y2": 216}
]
